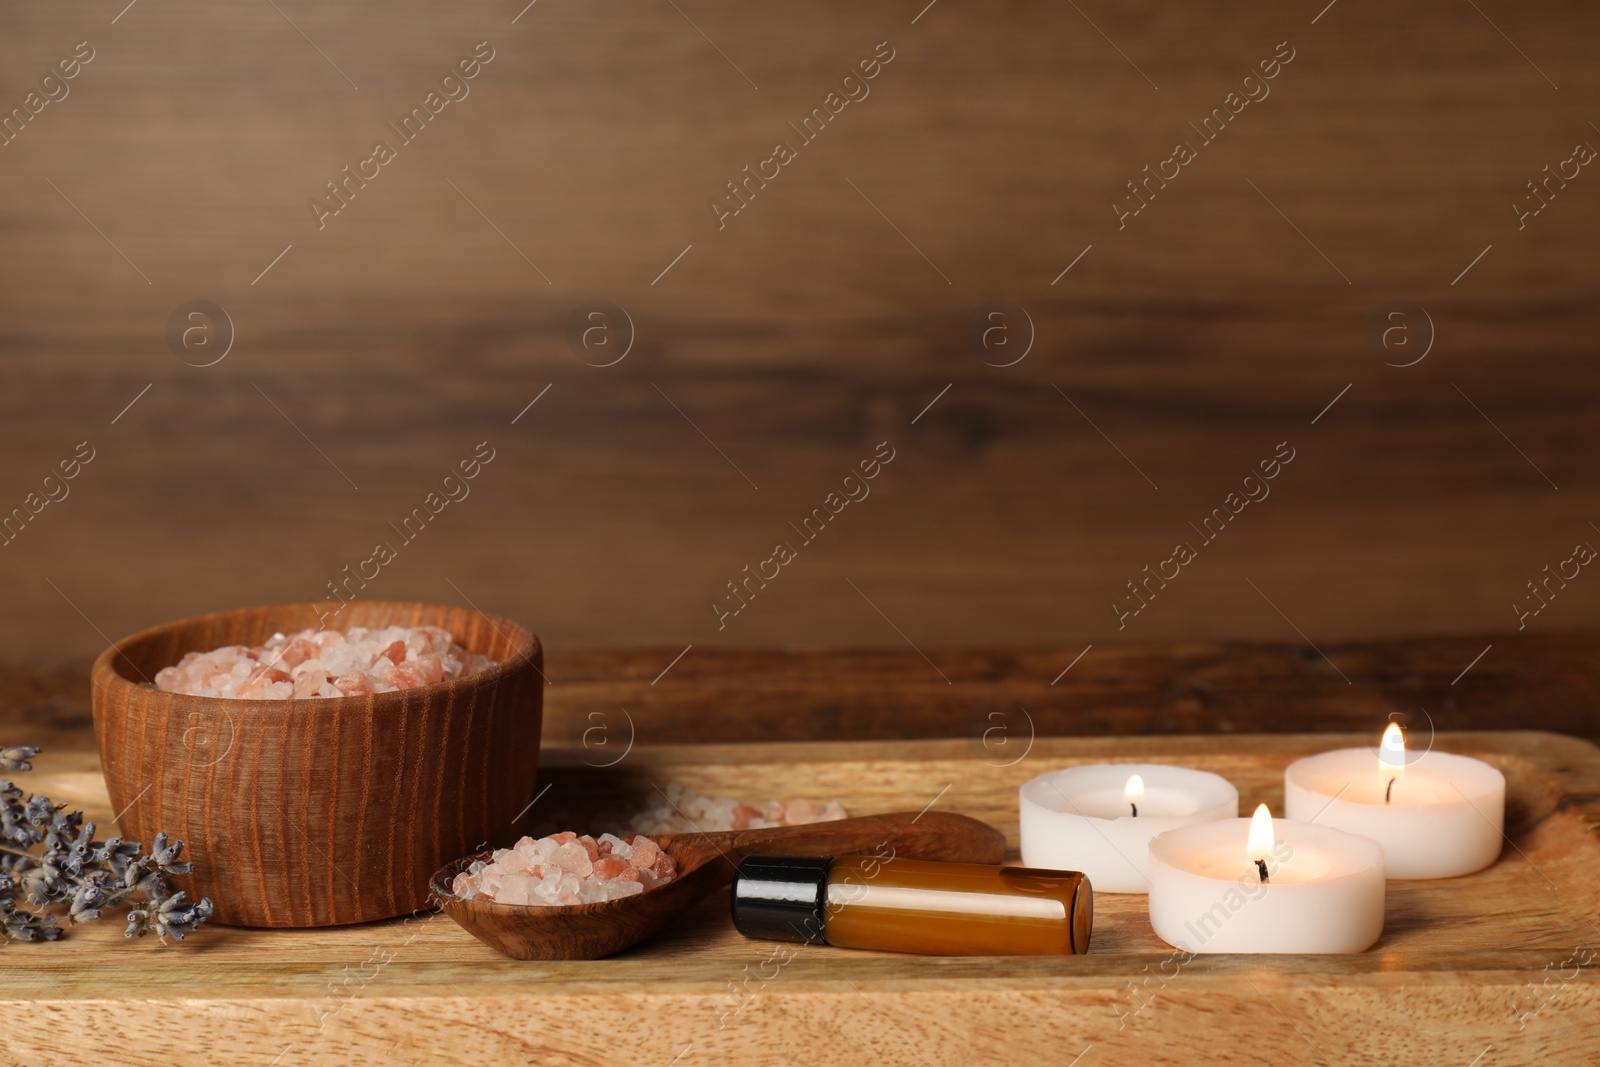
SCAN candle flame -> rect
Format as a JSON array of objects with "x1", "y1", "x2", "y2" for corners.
[
  {"x1": 1380, "y1": 723, "x2": 1406, "y2": 773},
  {"x1": 1246, "y1": 803, "x2": 1274, "y2": 858},
  {"x1": 1124, "y1": 774, "x2": 1145, "y2": 802}
]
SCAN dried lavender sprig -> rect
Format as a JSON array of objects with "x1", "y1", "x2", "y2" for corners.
[
  {"x1": 125, "y1": 891, "x2": 214, "y2": 941},
  {"x1": 0, "y1": 746, "x2": 212, "y2": 943}
]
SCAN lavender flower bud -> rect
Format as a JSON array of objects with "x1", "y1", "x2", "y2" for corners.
[
  {"x1": 0, "y1": 747, "x2": 40, "y2": 773},
  {"x1": 68, "y1": 883, "x2": 102, "y2": 924}
]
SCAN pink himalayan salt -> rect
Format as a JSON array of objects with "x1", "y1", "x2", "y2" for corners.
[
  {"x1": 153, "y1": 625, "x2": 494, "y2": 700},
  {"x1": 626, "y1": 782, "x2": 848, "y2": 835},
  {"x1": 592, "y1": 857, "x2": 628, "y2": 880},
  {"x1": 452, "y1": 832, "x2": 677, "y2": 906}
]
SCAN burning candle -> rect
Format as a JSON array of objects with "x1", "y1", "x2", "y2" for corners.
[
  {"x1": 1019, "y1": 764, "x2": 1237, "y2": 893},
  {"x1": 1283, "y1": 725, "x2": 1506, "y2": 879},
  {"x1": 1125, "y1": 773, "x2": 1144, "y2": 818},
  {"x1": 1146, "y1": 803, "x2": 1386, "y2": 954}
]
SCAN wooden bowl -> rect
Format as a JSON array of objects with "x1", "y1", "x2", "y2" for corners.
[{"x1": 90, "y1": 601, "x2": 543, "y2": 928}]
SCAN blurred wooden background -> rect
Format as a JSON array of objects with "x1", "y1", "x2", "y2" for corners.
[{"x1": 1, "y1": 0, "x2": 1597, "y2": 671}]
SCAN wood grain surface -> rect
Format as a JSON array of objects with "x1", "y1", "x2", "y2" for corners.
[
  {"x1": 90, "y1": 601, "x2": 544, "y2": 926},
  {"x1": 2, "y1": 732, "x2": 1596, "y2": 1066},
  {"x1": 1, "y1": 1, "x2": 1598, "y2": 664},
  {"x1": 10, "y1": 631, "x2": 1598, "y2": 755}
]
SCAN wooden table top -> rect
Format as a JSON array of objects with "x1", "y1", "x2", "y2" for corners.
[
  {"x1": 7, "y1": 629, "x2": 1595, "y2": 754},
  {"x1": 7, "y1": 731, "x2": 1598, "y2": 1067},
  {"x1": 4, "y1": 630, "x2": 1596, "y2": 1066}
]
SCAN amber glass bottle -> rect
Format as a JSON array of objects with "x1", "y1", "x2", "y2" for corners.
[{"x1": 730, "y1": 855, "x2": 1093, "y2": 955}]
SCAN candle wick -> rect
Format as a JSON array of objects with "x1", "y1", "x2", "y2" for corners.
[
  {"x1": 1130, "y1": 802, "x2": 1138, "y2": 818},
  {"x1": 1254, "y1": 858, "x2": 1269, "y2": 883},
  {"x1": 1385, "y1": 776, "x2": 1396, "y2": 804}
]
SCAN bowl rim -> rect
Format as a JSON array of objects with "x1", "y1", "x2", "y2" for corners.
[{"x1": 91, "y1": 599, "x2": 542, "y2": 713}]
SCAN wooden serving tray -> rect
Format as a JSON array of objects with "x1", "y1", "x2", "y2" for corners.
[{"x1": 6, "y1": 732, "x2": 1598, "y2": 1065}]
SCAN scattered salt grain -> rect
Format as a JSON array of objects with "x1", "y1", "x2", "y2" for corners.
[
  {"x1": 627, "y1": 782, "x2": 848, "y2": 834},
  {"x1": 451, "y1": 832, "x2": 677, "y2": 906},
  {"x1": 153, "y1": 625, "x2": 495, "y2": 700}
]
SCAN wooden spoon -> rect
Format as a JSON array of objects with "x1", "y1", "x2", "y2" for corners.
[{"x1": 429, "y1": 811, "x2": 1006, "y2": 960}]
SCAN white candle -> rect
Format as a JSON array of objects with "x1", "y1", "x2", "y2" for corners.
[
  {"x1": 1019, "y1": 763, "x2": 1238, "y2": 893},
  {"x1": 1147, "y1": 804, "x2": 1386, "y2": 954},
  {"x1": 1283, "y1": 725, "x2": 1506, "y2": 879}
]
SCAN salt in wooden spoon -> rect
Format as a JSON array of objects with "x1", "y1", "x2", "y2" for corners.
[{"x1": 430, "y1": 810, "x2": 1006, "y2": 960}]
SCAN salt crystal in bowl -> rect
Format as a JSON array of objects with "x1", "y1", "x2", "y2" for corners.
[{"x1": 91, "y1": 601, "x2": 543, "y2": 928}]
